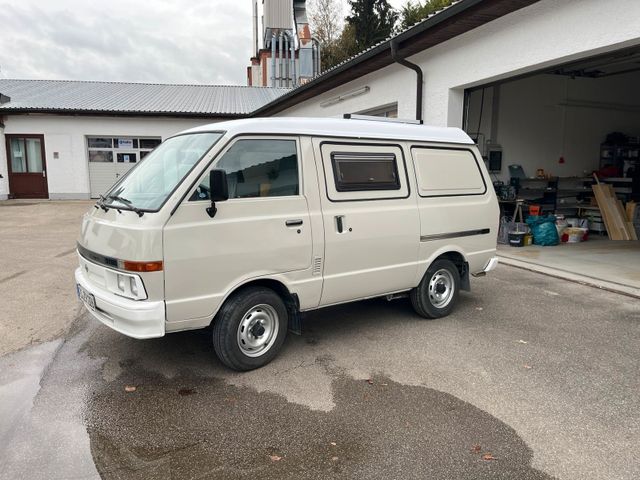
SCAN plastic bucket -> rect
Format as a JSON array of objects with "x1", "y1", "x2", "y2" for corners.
[{"x1": 508, "y1": 231, "x2": 526, "y2": 247}]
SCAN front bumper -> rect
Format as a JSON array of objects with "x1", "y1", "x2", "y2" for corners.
[{"x1": 75, "y1": 267, "x2": 165, "y2": 339}]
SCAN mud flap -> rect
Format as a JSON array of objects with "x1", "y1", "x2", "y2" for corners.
[
  {"x1": 460, "y1": 261, "x2": 471, "y2": 291},
  {"x1": 287, "y1": 293, "x2": 303, "y2": 335}
]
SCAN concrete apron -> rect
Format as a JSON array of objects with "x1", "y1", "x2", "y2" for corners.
[{"x1": 497, "y1": 254, "x2": 640, "y2": 299}]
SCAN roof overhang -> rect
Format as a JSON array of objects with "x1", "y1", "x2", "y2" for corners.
[
  {"x1": 0, "y1": 108, "x2": 247, "y2": 119},
  {"x1": 252, "y1": 0, "x2": 540, "y2": 116}
]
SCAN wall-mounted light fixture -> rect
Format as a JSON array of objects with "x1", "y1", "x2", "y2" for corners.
[{"x1": 320, "y1": 86, "x2": 370, "y2": 108}]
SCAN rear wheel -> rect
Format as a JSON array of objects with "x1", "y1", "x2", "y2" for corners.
[
  {"x1": 212, "y1": 287, "x2": 288, "y2": 371},
  {"x1": 410, "y1": 259, "x2": 460, "y2": 319}
]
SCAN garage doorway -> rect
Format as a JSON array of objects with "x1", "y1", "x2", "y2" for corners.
[
  {"x1": 463, "y1": 45, "x2": 640, "y2": 294},
  {"x1": 5, "y1": 134, "x2": 48, "y2": 199}
]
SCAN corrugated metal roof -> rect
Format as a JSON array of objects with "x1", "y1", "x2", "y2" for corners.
[{"x1": 0, "y1": 79, "x2": 290, "y2": 116}]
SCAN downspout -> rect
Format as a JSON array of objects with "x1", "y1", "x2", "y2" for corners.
[
  {"x1": 390, "y1": 39, "x2": 423, "y2": 123},
  {"x1": 270, "y1": 33, "x2": 277, "y2": 87}
]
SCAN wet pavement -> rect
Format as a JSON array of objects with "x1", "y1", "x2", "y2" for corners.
[{"x1": 1, "y1": 266, "x2": 639, "y2": 480}]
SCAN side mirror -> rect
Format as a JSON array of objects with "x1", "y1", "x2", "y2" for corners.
[{"x1": 206, "y1": 169, "x2": 228, "y2": 218}]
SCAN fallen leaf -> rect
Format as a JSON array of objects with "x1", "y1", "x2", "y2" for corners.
[
  {"x1": 523, "y1": 364, "x2": 532, "y2": 369},
  {"x1": 380, "y1": 383, "x2": 388, "y2": 386},
  {"x1": 124, "y1": 385, "x2": 136, "y2": 392},
  {"x1": 482, "y1": 453, "x2": 497, "y2": 461},
  {"x1": 178, "y1": 388, "x2": 196, "y2": 396},
  {"x1": 330, "y1": 442, "x2": 337, "y2": 446},
  {"x1": 366, "y1": 379, "x2": 374, "y2": 385},
  {"x1": 331, "y1": 456, "x2": 339, "y2": 461},
  {"x1": 517, "y1": 340, "x2": 528, "y2": 344},
  {"x1": 471, "y1": 445, "x2": 481, "y2": 453},
  {"x1": 269, "y1": 455, "x2": 282, "y2": 462}
]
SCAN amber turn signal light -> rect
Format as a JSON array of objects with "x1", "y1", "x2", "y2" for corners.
[{"x1": 121, "y1": 260, "x2": 163, "y2": 272}]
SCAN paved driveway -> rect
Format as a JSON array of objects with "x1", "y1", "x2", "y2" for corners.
[
  {"x1": 0, "y1": 201, "x2": 639, "y2": 479},
  {"x1": 0, "y1": 200, "x2": 92, "y2": 355}
]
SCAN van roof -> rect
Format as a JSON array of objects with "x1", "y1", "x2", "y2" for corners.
[{"x1": 179, "y1": 117, "x2": 474, "y2": 145}]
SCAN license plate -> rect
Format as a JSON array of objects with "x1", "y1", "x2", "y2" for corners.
[{"x1": 77, "y1": 284, "x2": 96, "y2": 311}]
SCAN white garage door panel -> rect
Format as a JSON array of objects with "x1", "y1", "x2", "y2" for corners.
[{"x1": 89, "y1": 162, "x2": 135, "y2": 197}]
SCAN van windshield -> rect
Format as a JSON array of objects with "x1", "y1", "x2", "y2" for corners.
[{"x1": 104, "y1": 132, "x2": 223, "y2": 212}]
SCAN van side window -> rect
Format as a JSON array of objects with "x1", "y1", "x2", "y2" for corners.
[
  {"x1": 191, "y1": 139, "x2": 299, "y2": 200},
  {"x1": 319, "y1": 142, "x2": 408, "y2": 202},
  {"x1": 331, "y1": 152, "x2": 400, "y2": 192}
]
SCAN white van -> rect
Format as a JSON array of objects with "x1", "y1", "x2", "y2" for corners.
[{"x1": 75, "y1": 117, "x2": 499, "y2": 370}]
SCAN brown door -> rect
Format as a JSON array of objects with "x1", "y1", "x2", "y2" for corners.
[{"x1": 5, "y1": 134, "x2": 48, "y2": 198}]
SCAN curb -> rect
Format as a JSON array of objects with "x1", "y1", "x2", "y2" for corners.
[{"x1": 497, "y1": 255, "x2": 640, "y2": 299}]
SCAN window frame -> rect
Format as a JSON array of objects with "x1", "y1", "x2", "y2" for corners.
[
  {"x1": 410, "y1": 145, "x2": 488, "y2": 198},
  {"x1": 86, "y1": 135, "x2": 162, "y2": 166},
  {"x1": 188, "y1": 135, "x2": 303, "y2": 203},
  {"x1": 356, "y1": 102, "x2": 399, "y2": 118},
  {"x1": 319, "y1": 141, "x2": 410, "y2": 203},
  {"x1": 330, "y1": 152, "x2": 401, "y2": 192}
]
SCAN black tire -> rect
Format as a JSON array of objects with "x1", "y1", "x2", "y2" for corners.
[
  {"x1": 212, "y1": 287, "x2": 288, "y2": 371},
  {"x1": 410, "y1": 259, "x2": 460, "y2": 319}
]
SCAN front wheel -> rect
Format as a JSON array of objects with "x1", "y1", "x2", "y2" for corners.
[
  {"x1": 410, "y1": 259, "x2": 460, "y2": 319},
  {"x1": 212, "y1": 287, "x2": 288, "y2": 371}
]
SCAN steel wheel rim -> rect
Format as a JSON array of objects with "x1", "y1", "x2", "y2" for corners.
[
  {"x1": 428, "y1": 269, "x2": 454, "y2": 309},
  {"x1": 237, "y1": 304, "x2": 279, "y2": 357}
]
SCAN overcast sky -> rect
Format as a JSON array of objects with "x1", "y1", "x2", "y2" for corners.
[{"x1": 0, "y1": 0, "x2": 408, "y2": 85}]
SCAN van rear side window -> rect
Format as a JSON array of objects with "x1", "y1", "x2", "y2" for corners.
[
  {"x1": 411, "y1": 147, "x2": 486, "y2": 197},
  {"x1": 331, "y1": 153, "x2": 400, "y2": 192}
]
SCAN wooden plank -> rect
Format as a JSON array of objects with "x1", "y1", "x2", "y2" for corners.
[
  {"x1": 591, "y1": 183, "x2": 622, "y2": 240},
  {"x1": 627, "y1": 201, "x2": 637, "y2": 222},
  {"x1": 605, "y1": 185, "x2": 632, "y2": 240},
  {"x1": 591, "y1": 181, "x2": 631, "y2": 240}
]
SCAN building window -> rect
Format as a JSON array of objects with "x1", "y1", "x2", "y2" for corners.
[
  {"x1": 87, "y1": 136, "x2": 161, "y2": 163},
  {"x1": 357, "y1": 103, "x2": 398, "y2": 118},
  {"x1": 331, "y1": 152, "x2": 400, "y2": 192}
]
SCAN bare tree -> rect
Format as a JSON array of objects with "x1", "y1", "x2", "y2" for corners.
[
  {"x1": 308, "y1": 0, "x2": 344, "y2": 46},
  {"x1": 309, "y1": 0, "x2": 351, "y2": 72}
]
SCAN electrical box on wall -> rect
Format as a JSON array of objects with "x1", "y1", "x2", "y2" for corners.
[{"x1": 486, "y1": 144, "x2": 502, "y2": 172}]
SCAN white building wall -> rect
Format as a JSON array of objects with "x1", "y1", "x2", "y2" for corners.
[
  {"x1": 277, "y1": 0, "x2": 640, "y2": 127},
  {"x1": 2, "y1": 115, "x2": 217, "y2": 199}
]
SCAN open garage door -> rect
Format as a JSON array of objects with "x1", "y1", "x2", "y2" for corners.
[{"x1": 463, "y1": 45, "x2": 640, "y2": 294}]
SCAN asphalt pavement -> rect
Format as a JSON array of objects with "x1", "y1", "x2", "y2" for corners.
[{"x1": 1, "y1": 266, "x2": 638, "y2": 480}]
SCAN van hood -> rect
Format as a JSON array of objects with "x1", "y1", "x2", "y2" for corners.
[{"x1": 78, "y1": 206, "x2": 164, "y2": 262}]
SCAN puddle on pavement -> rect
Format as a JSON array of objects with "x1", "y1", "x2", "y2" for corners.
[{"x1": 85, "y1": 366, "x2": 553, "y2": 480}]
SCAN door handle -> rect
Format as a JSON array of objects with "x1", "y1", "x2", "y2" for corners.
[
  {"x1": 335, "y1": 215, "x2": 345, "y2": 233},
  {"x1": 285, "y1": 219, "x2": 303, "y2": 227},
  {"x1": 42, "y1": 170, "x2": 46, "y2": 178}
]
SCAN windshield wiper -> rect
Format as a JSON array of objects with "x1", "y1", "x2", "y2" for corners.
[
  {"x1": 95, "y1": 194, "x2": 109, "y2": 212},
  {"x1": 107, "y1": 195, "x2": 144, "y2": 217}
]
